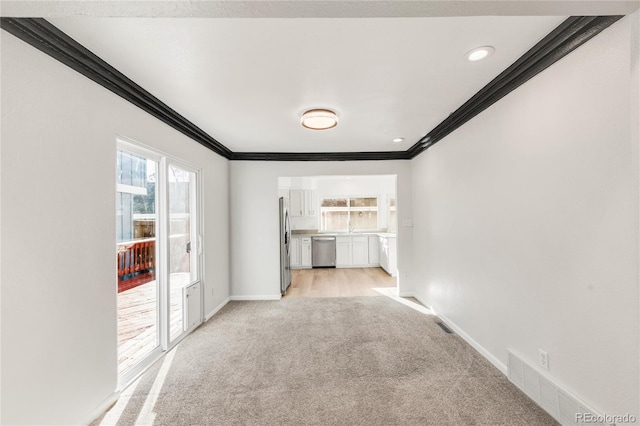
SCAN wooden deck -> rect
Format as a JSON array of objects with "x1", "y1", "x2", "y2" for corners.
[{"x1": 117, "y1": 273, "x2": 191, "y2": 374}]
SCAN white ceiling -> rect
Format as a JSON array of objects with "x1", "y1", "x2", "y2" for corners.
[
  {"x1": 49, "y1": 16, "x2": 568, "y2": 152},
  {"x1": 7, "y1": 1, "x2": 635, "y2": 154}
]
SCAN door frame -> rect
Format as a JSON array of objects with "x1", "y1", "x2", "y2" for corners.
[
  {"x1": 116, "y1": 136, "x2": 204, "y2": 389},
  {"x1": 164, "y1": 158, "x2": 203, "y2": 347}
]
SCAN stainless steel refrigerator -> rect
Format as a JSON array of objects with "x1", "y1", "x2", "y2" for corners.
[{"x1": 279, "y1": 197, "x2": 291, "y2": 295}]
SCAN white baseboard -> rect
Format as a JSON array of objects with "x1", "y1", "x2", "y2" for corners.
[
  {"x1": 416, "y1": 299, "x2": 617, "y2": 425},
  {"x1": 230, "y1": 294, "x2": 282, "y2": 301},
  {"x1": 412, "y1": 294, "x2": 433, "y2": 313},
  {"x1": 429, "y1": 308, "x2": 507, "y2": 376},
  {"x1": 80, "y1": 391, "x2": 121, "y2": 426},
  {"x1": 205, "y1": 297, "x2": 230, "y2": 321},
  {"x1": 507, "y1": 350, "x2": 611, "y2": 426},
  {"x1": 398, "y1": 292, "x2": 414, "y2": 298}
]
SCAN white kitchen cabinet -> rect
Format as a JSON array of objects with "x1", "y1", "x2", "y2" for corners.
[
  {"x1": 290, "y1": 236, "x2": 301, "y2": 268},
  {"x1": 378, "y1": 235, "x2": 397, "y2": 276},
  {"x1": 336, "y1": 236, "x2": 351, "y2": 266},
  {"x1": 368, "y1": 236, "x2": 379, "y2": 265},
  {"x1": 334, "y1": 234, "x2": 380, "y2": 268},
  {"x1": 301, "y1": 237, "x2": 312, "y2": 268},
  {"x1": 304, "y1": 190, "x2": 316, "y2": 216},
  {"x1": 379, "y1": 236, "x2": 388, "y2": 271},
  {"x1": 351, "y1": 236, "x2": 369, "y2": 266},
  {"x1": 289, "y1": 189, "x2": 316, "y2": 218},
  {"x1": 289, "y1": 190, "x2": 304, "y2": 217},
  {"x1": 388, "y1": 237, "x2": 397, "y2": 276}
]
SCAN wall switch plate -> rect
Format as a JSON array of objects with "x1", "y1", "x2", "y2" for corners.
[
  {"x1": 539, "y1": 349, "x2": 549, "y2": 370},
  {"x1": 402, "y1": 219, "x2": 413, "y2": 227}
]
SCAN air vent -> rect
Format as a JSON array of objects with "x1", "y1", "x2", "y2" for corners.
[{"x1": 436, "y1": 321, "x2": 453, "y2": 334}]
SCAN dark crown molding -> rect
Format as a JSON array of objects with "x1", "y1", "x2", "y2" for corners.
[
  {"x1": 1, "y1": 16, "x2": 623, "y2": 162},
  {"x1": 231, "y1": 151, "x2": 411, "y2": 161},
  {"x1": 0, "y1": 18, "x2": 234, "y2": 159},
  {"x1": 406, "y1": 15, "x2": 623, "y2": 158}
]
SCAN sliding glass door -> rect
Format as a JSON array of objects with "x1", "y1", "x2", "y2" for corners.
[
  {"x1": 116, "y1": 141, "x2": 202, "y2": 384},
  {"x1": 116, "y1": 148, "x2": 161, "y2": 377},
  {"x1": 168, "y1": 164, "x2": 199, "y2": 344}
]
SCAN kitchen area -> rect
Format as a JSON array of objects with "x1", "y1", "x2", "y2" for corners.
[{"x1": 278, "y1": 175, "x2": 398, "y2": 297}]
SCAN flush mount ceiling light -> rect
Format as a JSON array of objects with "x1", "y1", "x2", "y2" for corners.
[
  {"x1": 392, "y1": 138, "x2": 404, "y2": 143},
  {"x1": 301, "y1": 109, "x2": 338, "y2": 130},
  {"x1": 466, "y1": 46, "x2": 495, "y2": 61}
]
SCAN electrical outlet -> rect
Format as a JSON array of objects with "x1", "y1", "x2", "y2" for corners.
[{"x1": 539, "y1": 349, "x2": 549, "y2": 371}]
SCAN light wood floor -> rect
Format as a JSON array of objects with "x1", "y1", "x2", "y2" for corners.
[{"x1": 284, "y1": 267, "x2": 397, "y2": 298}]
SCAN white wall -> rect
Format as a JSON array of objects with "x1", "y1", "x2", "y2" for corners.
[
  {"x1": 633, "y1": 10, "x2": 640, "y2": 420},
  {"x1": 0, "y1": 32, "x2": 230, "y2": 424},
  {"x1": 411, "y1": 14, "x2": 639, "y2": 417},
  {"x1": 231, "y1": 161, "x2": 412, "y2": 298}
]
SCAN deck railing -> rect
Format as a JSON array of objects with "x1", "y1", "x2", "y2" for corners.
[{"x1": 117, "y1": 238, "x2": 156, "y2": 280}]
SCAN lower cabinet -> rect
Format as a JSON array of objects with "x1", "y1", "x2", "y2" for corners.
[
  {"x1": 379, "y1": 237, "x2": 388, "y2": 271},
  {"x1": 291, "y1": 236, "x2": 312, "y2": 269},
  {"x1": 378, "y1": 235, "x2": 397, "y2": 276},
  {"x1": 336, "y1": 236, "x2": 351, "y2": 266},
  {"x1": 293, "y1": 234, "x2": 387, "y2": 270},
  {"x1": 351, "y1": 236, "x2": 369, "y2": 266},
  {"x1": 301, "y1": 237, "x2": 312, "y2": 268},
  {"x1": 290, "y1": 236, "x2": 301, "y2": 268},
  {"x1": 336, "y1": 234, "x2": 381, "y2": 268},
  {"x1": 368, "y1": 236, "x2": 379, "y2": 265}
]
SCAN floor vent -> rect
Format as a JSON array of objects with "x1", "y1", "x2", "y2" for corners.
[
  {"x1": 507, "y1": 350, "x2": 608, "y2": 425},
  {"x1": 436, "y1": 321, "x2": 453, "y2": 334}
]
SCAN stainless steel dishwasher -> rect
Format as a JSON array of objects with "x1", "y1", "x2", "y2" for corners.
[{"x1": 312, "y1": 236, "x2": 336, "y2": 268}]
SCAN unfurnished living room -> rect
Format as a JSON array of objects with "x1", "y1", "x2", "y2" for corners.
[{"x1": 1, "y1": 1, "x2": 639, "y2": 425}]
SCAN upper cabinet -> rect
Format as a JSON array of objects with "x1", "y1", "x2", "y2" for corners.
[
  {"x1": 289, "y1": 189, "x2": 303, "y2": 217},
  {"x1": 289, "y1": 189, "x2": 315, "y2": 217},
  {"x1": 304, "y1": 190, "x2": 316, "y2": 217}
]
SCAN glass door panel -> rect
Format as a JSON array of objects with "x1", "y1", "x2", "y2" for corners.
[
  {"x1": 168, "y1": 164, "x2": 198, "y2": 342},
  {"x1": 116, "y1": 149, "x2": 159, "y2": 375}
]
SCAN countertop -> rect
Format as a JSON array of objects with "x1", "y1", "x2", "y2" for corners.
[{"x1": 291, "y1": 231, "x2": 396, "y2": 238}]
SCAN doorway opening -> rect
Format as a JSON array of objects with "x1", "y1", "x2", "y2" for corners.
[{"x1": 277, "y1": 174, "x2": 399, "y2": 298}]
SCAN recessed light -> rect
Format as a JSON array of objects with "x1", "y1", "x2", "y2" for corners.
[
  {"x1": 301, "y1": 109, "x2": 338, "y2": 130},
  {"x1": 392, "y1": 138, "x2": 404, "y2": 143},
  {"x1": 466, "y1": 46, "x2": 495, "y2": 62}
]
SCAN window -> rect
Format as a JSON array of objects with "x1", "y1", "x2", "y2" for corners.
[
  {"x1": 320, "y1": 197, "x2": 378, "y2": 232},
  {"x1": 116, "y1": 151, "x2": 156, "y2": 243}
]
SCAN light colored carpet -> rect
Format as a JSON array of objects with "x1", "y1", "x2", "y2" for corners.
[{"x1": 94, "y1": 297, "x2": 558, "y2": 425}]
